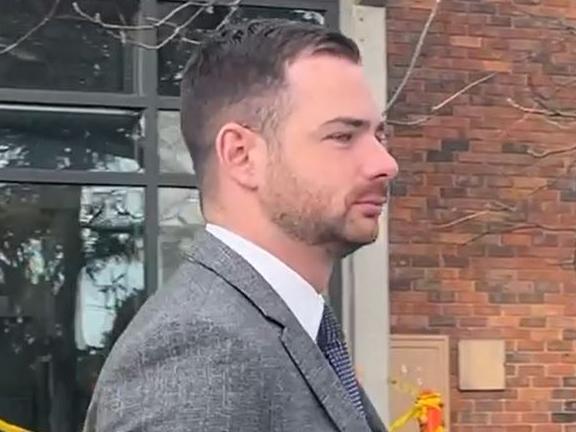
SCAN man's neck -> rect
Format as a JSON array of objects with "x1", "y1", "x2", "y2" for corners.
[{"x1": 207, "y1": 220, "x2": 334, "y2": 294}]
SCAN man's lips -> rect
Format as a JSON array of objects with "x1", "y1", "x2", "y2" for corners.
[
  {"x1": 355, "y1": 197, "x2": 387, "y2": 206},
  {"x1": 353, "y1": 197, "x2": 387, "y2": 216}
]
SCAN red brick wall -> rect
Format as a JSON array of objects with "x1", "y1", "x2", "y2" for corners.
[{"x1": 387, "y1": 1, "x2": 576, "y2": 431}]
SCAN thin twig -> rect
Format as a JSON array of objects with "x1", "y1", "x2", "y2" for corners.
[
  {"x1": 154, "y1": 7, "x2": 206, "y2": 49},
  {"x1": 463, "y1": 224, "x2": 527, "y2": 245},
  {"x1": 385, "y1": 0, "x2": 443, "y2": 112},
  {"x1": 436, "y1": 165, "x2": 576, "y2": 238},
  {"x1": 526, "y1": 144, "x2": 576, "y2": 159},
  {"x1": 507, "y1": 97, "x2": 576, "y2": 119},
  {"x1": 465, "y1": 221, "x2": 576, "y2": 245},
  {"x1": 433, "y1": 154, "x2": 576, "y2": 234},
  {"x1": 74, "y1": 0, "x2": 240, "y2": 49},
  {"x1": 73, "y1": 1, "x2": 196, "y2": 31},
  {"x1": 523, "y1": 160, "x2": 576, "y2": 202},
  {"x1": 100, "y1": 33, "x2": 169, "y2": 50},
  {"x1": 74, "y1": 0, "x2": 241, "y2": 31},
  {"x1": 0, "y1": 0, "x2": 61, "y2": 56},
  {"x1": 513, "y1": 4, "x2": 576, "y2": 35},
  {"x1": 491, "y1": 200, "x2": 518, "y2": 213},
  {"x1": 214, "y1": 4, "x2": 240, "y2": 31},
  {"x1": 432, "y1": 72, "x2": 497, "y2": 111},
  {"x1": 433, "y1": 209, "x2": 506, "y2": 230},
  {"x1": 541, "y1": 117, "x2": 576, "y2": 130},
  {"x1": 146, "y1": 18, "x2": 201, "y2": 45},
  {"x1": 507, "y1": 97, "x2": 576, "y2": 131},
  {"x1": 499, "y1": 93, "x2": 576, "y2": 139},
  {"x1": 535, "y1": 97, "x2": 576, "y2": 123},
  {"x1": 388, "y1": 72, "x2": 496, "y2": 126}
]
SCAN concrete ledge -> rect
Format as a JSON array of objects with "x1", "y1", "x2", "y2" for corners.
[{"x1": 356, "y1": 0, "x2": 386, "y2": 7}]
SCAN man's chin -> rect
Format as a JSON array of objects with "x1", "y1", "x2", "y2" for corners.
[
  {"x1": 354, "y1": 220, "x2": 381, "y2": 242},
  {"x1": 332, "y1": 229, "x2": 379, "y2": 258},
  {"x1": 355, "y1": 231, "x2": 379, "y2": 248}
]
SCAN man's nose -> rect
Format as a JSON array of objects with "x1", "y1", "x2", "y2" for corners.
[{"x1": 364, "y1": 138, "x2": 399, "y2": 180}]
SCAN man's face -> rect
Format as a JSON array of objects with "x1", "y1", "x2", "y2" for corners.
[{"x1": 258, "y1": 54, "x2": 399, "y2": 258}]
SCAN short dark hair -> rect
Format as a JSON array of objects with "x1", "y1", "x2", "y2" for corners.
[{"x1": 180, "y1": 18, "x2": 361, "y2": 194}]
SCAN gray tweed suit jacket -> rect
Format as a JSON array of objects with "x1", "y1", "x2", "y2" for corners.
[{"x1": 83, "y1": 229, "x2": 387, "y2": 432}]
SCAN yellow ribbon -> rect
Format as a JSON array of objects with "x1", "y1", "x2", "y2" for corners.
[
  {"x1": 389, "y1": 391, "x2": 444, "y2": 432},
  {"x1": 0, "y1": 418, "x2": 32, "y2": 432}
]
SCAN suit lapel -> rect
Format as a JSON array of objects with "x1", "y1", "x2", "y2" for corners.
[
  {"x1": 360, "y1": 387, "x2": 388, "y2": 432},
  {"x1": 281, "y1": 326, "x2": 373, "y2": 431},
  {"x1": 186, "y1": 229, "x2": 371, "y2": 432}
]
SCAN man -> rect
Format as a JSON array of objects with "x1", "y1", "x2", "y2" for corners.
[{"x1": 83, "y1": 18, "x2": 398, "y2": 432}]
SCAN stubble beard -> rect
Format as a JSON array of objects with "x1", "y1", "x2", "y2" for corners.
[{"x1": 260, "y1": 156, "x2": 378, "y2": 259}]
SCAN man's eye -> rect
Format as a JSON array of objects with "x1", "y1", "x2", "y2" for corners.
[{"x1": 327, "y1": 132, "x2": 354, "y2": 143}]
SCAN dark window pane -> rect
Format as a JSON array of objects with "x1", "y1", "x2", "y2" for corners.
[
  {"x1": 159, "y1": 110, "x2": 193, "y2": 174},
  {"x1": 158, "y1": 4, "x2": 326, "y2": 96},
  {"x1": 159, "y1": 187, "x2": 202, "y2": 284},
  {"x1": 0, "y1": 105, "x2": 144, "y2": 172},
  {"x1": 0, "y1": 0, "x2": 138, "y2": 92},
  {"x1": 0, "y1": 183, "x2": 145, "y2": 432}
]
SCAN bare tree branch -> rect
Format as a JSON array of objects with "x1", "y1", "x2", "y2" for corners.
[
  {"x1": 1, "y1": 0, "x2": 241, "y2": 57},
  {"x1": 146, "y1": 18, "x2": 202, "y2": 45},
  {"x1": 73, "y1": 0, "x2": 240, "y2": 31},
  {"x1": 0, "y1": 0, "x2": 61, "y2": 56},
  {"x1": 434, "y1": 72, "x2": 497, "y2": 111},
  {"x1": 507, "y1": 97, "x2": 576, "y2": 120},
  {"x1": 513, "y1": 4, "x2": 576, "y2": 36},
  {"x1": 464, "y1": 222, "x2": 576, "y2": 245},
  {"x1": 434, "y1": 156, "x2": 576, "y2": 245},
  {"x1": 147, "y1": 6, "x2": 206, "y2": 49},
  {"x1": 433, "y1": 209, "x2": 507, "y2": 230},
  {"x1": 388, "y1": 72, "x2": 497, "y2": 126},
  {"x1": 527, "y1": 143, "x2": 576, "y2": 158},
  {"x1": 72, "y1": 1, "x2": 197, "y2": 31},
  {"x1": 506, "y1": 96, "x2": 576, "y2": 131},
  {"x1": 435, "y1": 188, "x2": 576, "y2": 245},
  {"x1": 385, "y1": 0, "x2": 443, "y2": 113},
  {"x1": 73, "y1": 0, "x2": 240, "y2": 49},
  {"x1": 144, "y1": 3, "x2": 238, "y2": 46},
  {"x1": 384, "y1": 1, "x2": 576, "y2": 264}
]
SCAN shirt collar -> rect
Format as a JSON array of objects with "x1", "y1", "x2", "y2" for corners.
[{"x1": 206, "y1": 224, "x2": 324, "y2": 341}]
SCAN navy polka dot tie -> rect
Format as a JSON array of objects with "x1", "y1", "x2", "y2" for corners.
[{"x1": 316, "y1": 304, "x2": 365, "y2": 416}]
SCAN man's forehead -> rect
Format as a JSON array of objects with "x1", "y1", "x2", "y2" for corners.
[
  {"x1": 285, "y1": 55, "x2": 380, "y2": 119},
  {"x1": 286, "y1": 54, "x2": 364, "y2": 86}
]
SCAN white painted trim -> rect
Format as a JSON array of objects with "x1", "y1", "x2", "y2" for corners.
[{"x1": 339, "y1": 1, "x2": 390, "y2": 425}]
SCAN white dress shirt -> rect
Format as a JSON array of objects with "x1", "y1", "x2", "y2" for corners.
[{"x1": 206, "y1": 224, "x2": 325, "y2": 342}]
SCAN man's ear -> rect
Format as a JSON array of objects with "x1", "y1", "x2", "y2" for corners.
[{"x1": 214, "y1": 122, "x2": 263, "y2": 190}]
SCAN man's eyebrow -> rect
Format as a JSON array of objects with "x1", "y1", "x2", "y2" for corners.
[
  {"x1": 320, "y1": 117, "x2": 387, "y2": 132},
  {"x1": 320, "y1": 117, "x2": 370, "y2": 128}
]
